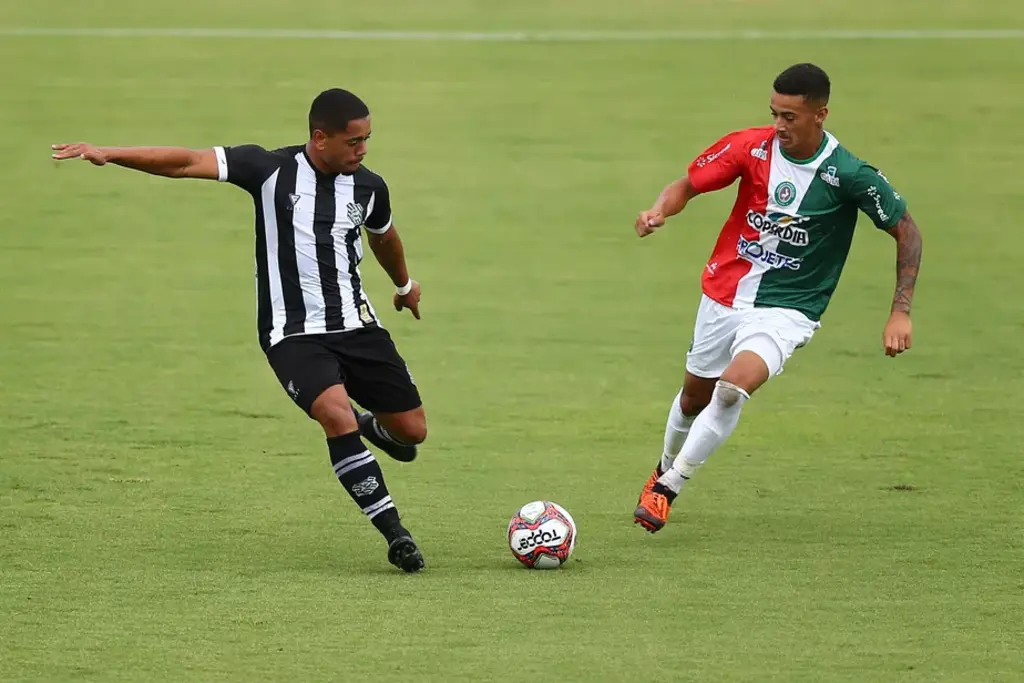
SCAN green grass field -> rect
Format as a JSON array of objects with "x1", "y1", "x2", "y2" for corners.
[{"x1": 2, "y1": 2, "x2": 1023, "y2": 681}]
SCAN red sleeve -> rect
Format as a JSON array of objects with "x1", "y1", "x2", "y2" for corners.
[{"x1": 686, "y1": 131, "x2": 750, "y2": 194}]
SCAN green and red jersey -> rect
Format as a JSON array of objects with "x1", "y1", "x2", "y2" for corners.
[{"x1": 687, "y1": 126, "x2": 906, "y2": 321}]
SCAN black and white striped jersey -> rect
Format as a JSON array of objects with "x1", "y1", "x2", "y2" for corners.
[{"x1": 214, "y1": 144, "x2": 392, "y2": 351}]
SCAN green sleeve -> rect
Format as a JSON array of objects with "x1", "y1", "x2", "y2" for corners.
[{"x1": 848, "y1": 162, "x2": 907, "y2": 230}]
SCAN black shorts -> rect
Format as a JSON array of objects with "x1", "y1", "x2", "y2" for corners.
[{"x1": 265, "y1": 326, "x2": 422, "y2": 417}]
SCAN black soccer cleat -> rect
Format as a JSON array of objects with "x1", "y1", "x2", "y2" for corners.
[
  {"x1": 357, "y1": 411, "x2": 418, "y2": 463},
  {"x1": 387, "y1": 534, "x2": 425, "y2": 573}
]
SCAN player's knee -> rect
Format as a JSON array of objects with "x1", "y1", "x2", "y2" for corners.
[
  {"x1": 681, "y1": 373, "x2": 717, "y2": 417},
  {"x1": 407, "y1": 425, "x2": 428, "y2": 446},
  {"x1": 315, "y1": 410, "x2": 356, "y2": 438},
  {"x1": 713, "y1": 380, "x2": 747, "y2": 409},
  {"x1": 395, "y1": 416, "x2": 427, "y2": 445},
  {"x1": 310, "y1": 392, "x2": 358, "y2": 437}
]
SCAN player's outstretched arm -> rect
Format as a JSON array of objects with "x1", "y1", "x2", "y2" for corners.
[
  {"x1": 635, "y1": 175, "x2": 700, "y2": 238},
  {"x1": 51, "y1": 143, "x2": 219, "y2": 180},
  {"x1": 882, "y1": 211, "x2": 922, "y2": 357},
  {"x1": 367, "y1": 227, "x2": 420, "y2": 320}
]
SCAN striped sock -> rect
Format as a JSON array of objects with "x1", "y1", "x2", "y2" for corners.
[
  {"x1": 369, "y1": 416, "x2": 413, "y2": 447},
  {"x1": 327, "y1": 432, "x2": 400, "y2": 537}
]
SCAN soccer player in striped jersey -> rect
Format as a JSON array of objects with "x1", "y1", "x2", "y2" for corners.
[
  {"x1": 633, "y1": 63, "x2": 923, "y2": 533},
  {"x1": 52, "y1": 89, "x2": 428, "y2": 571}
]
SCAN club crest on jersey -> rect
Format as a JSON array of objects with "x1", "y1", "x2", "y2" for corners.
[
  {"x1": 346, "y1": 202, "x2": 365, "y2": 226},
  {"x1": 774, "y1": 181, "x2": 797, "y2": 207}
]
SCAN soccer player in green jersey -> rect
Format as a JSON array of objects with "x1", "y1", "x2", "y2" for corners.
[{"x1": 633, "y1": 63, "x2": 923, "y2": 533}]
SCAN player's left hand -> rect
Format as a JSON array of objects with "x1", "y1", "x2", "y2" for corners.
[
  {"x1": 394, "y1": 280, "x2": 421, "y2": 320},
  {"x1": 882, "y1": 311, "x2": 912, "y2": 357}
]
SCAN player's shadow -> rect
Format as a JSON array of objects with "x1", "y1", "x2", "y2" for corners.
[{"x1": 316, "y1": 552, "x2": 589, "y2": 576}]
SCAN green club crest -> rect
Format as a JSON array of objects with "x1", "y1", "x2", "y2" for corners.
[{"x1": 774, "y1": 181, "x2": 797, "y2": 207}]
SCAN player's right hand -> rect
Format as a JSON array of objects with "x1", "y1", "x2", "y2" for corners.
[
  {"x1": 51, "y1": 143, "x2": 109, "y2": 165},
  {"x1": 635, "y1": 210, "x2": 665, "y2": 237}
]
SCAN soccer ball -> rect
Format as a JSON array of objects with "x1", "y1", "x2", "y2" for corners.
[{"x1": 507, "y1": 501, "x2": 577, "y2": 569}]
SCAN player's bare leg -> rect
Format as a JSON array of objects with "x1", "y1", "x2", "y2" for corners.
[
  {"x1": 376, "y1": 407, "x2": 427, "y2": 444},
  {"x1": 314, "y1": 386, "x2": 362, "y2": 437},
  {"x1": 638, "y1": 373, "x2": 716, "y2": 504},
  {"x1": 635, "y1": 348, "x2": 772, "y2": 533},
  {"x1": 353, "y1": 405, "x2": 426, "y2": 463},
  {"x1": 314, "y1": 386, "x2": 425, "y2": 572}
]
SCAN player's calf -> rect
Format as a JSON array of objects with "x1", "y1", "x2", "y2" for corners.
[
  {"x1": 327, "y1": 429, "x2": 424, "y2": 572},
  {"x1": 637, "y1": 384, "x2": 707, "y2": 506},
  {"x1": 661, "y1": 386, "x2": 706, "y2": 473},
  {"x1": 641, "y1": 379, "x2": 751, "y2": 529},
  {"x1": 308, "y1": 387, "x2": 424, "y2": 571}
]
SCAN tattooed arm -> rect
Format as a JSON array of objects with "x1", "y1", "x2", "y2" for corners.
[{"x1": 882, "y1": 211, "x2": 922, "y2": 357}]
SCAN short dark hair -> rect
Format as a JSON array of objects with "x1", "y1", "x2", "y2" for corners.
[
  {"x1": 773, "y1": 63, "x2": 831, "y2": 104},
  {"x1": 308, "y1": 88, "x2": 370, "y2": 136}
]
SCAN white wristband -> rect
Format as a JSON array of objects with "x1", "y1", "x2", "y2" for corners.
[{"x1": 395, "y1": 280, "x2": 413, "y2": 296}]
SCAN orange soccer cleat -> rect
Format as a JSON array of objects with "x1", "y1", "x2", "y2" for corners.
[
  {"x1": 638, "y1": 467, "x2": 661, "y2": 505},
  {"x1": 634, "y1": 489, "x2": 672, "y2": 533}
]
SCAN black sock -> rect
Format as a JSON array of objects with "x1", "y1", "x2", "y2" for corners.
[
  {"x1": 327, "y1": 432, "x2": 404, "y2": 541},
  {"x1": 652, "y1": 482, "x2": 679, "y2": 504}
]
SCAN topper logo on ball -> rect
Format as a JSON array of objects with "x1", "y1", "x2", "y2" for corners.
[{"x1": 516, "y1": 525, "x2": 566, "y2": 551}]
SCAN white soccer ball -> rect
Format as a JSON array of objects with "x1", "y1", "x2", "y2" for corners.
[{"x1": 507, "y1": 500, "x2": 577, "y2": 569}]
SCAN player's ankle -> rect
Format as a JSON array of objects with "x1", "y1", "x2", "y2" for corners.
[
  {"x1": 372, "y1": 508, "x2": 405, "y2": 541},
  {"x1": 651, "y1": 482, "x2": 678, "y2": 504}
]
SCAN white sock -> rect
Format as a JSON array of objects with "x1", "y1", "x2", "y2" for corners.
[
  {"x1": 659, "y1": 390, "x2": 695, "y2": 473},
  {"x1": 657, "y1": 381, "x2": 750, "y2": 494}
]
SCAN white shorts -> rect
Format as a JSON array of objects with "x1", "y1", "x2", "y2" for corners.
[{"x1": 685, "y1": 294, "x2": 821, "y2": 379}]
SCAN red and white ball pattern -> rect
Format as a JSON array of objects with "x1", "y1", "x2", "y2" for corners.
[{"x1": 507, "y1": 501, "x2": 577, "y2": 569}]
